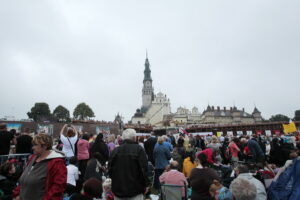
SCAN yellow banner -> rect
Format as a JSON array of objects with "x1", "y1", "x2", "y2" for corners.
[
  {"x1": 217, "y1": 132, "x2": 222, "y2": 137},
  {"x1": 282, "y1": 122, "x2": 297, "y2": 134}
]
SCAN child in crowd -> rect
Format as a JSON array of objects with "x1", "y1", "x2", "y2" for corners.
[
  {"x1": 103, "y1": 178, "x2": 114, "y2": 200},
  {"x1": 209, "y1": 180, "x2": 233, "y2": 200},
  {"x1": 0, "y1": 162, "x2": 17, "y2": 200},
  {"x1": 66, "y1": 157, "x2": 79, "y2": 196},
  {"x1": 70, "y1": 178, "x2": 103, "y2": 200}
]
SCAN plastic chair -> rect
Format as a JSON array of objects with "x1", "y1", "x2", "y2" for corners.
[{"x1": 160, "y1": 183, "x2": 187, "y2": 200}]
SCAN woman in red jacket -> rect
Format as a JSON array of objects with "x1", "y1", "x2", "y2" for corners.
[{"x1": 14, "y1": 133, "x2": 67, "y2": 200}]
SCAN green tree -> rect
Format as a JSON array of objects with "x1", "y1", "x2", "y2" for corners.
[
  {"x1": 53, "y1": 105, "x2": 70, "y2": 122},
  {"x1": 269, "y1": 114, "x2": 290, "y2": 122},
  {"x1": 73, "y1": 103, "x2": 95, "y2": 120},
  {"x1": 27, "y1": 102, "x2": 51, "y2": 122},
  {"x1": 293, "y1": 110, "x2": 300, "y2": 121}
]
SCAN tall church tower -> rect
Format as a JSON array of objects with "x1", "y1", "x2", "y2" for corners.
[{"x1": 142, "y1": 53, "x2": 154, "y2": 112}]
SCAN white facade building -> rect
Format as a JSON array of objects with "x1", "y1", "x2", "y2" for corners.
[
  {"x1": 131, "y1": 55, "x2": 263, "y2": 127},
  {"x1": 131, "y1": 56, "x2": 171, "y2": 126}
]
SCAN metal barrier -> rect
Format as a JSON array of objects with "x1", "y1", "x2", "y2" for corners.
[{"x1": 0, "y1": 153, "x2": 31, "y2": 166}]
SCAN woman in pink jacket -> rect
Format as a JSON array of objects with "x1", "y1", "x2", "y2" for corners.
[{"x1": 77, "y1": 134, "x2": 90, "y2": 179}]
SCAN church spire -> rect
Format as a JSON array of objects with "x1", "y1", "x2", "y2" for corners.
[
  {"x1": 143, "y1": 52, "x2": 152, "y2": 82},
  {"x1": 146, "y1": 49, "x2": 148, "y2": 59}
]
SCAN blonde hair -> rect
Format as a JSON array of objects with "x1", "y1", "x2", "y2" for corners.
[
  {"x1": 211, "y1": 135, "x2": 218, "y2": 143},
  {"x1": 32, "y1": 133, "x2": 53, "y2": 150},
  {"x1": 162, "y1": 135, "x2": 168, "y2": 141},
  {"x1": 108, "y1": 134, "x2": 115, "y2": 143},
  {"x1": 157, "y1": 136, "x2": 164, "y2": 144}
]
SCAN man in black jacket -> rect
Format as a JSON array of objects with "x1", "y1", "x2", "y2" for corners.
[
  {"x1": 144, "y1": 132, "x2": 157, "y2": 165},
  {"x1": 0, "y1": 124, "x2": 14, "y2": 155},
  {"x1": 108, "y1": 129, "x2": 150, "y2": 200},
  {"x1": 16, "y1": 128, "x2": 33, "y2": 154}
]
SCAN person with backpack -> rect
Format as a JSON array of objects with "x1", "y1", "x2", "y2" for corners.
[
  {"x1": 84, "y1": 152, "x2": 105, "y2": 182},
  {"x1": 60, "y1": 124, "x2": 78, "y2": 164}
]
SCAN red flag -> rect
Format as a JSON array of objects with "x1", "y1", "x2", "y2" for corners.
[{"x1": 179, "y1": 127, "x2": 189, "y2": 136}]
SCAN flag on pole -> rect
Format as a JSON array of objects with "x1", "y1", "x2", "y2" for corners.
[
  {"x1": 179, "y1": 127, "x2": 189, "y2": 135},
  {"x1": 282, "y1": 122, "x2": 297, "y2": 134}
]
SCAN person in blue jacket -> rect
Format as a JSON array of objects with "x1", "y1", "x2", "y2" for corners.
[
  {"x1": 241, "y1": 137, "x2": 265, "y2": 163},
  {"x1": 153, "y1": 136, "x2": 171, "y2": 190},
  {"x1": 268, "y1": 151, "x2": 300, "y2": 200}
]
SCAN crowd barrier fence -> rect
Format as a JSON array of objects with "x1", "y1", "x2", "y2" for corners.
[{"x1": 0, "y1": 153, "x2": 31, "y2": 167}]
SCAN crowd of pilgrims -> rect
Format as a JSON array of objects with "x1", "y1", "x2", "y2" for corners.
[{"x1": 0, "y1": 122, "x2": 300, "y2": 200}]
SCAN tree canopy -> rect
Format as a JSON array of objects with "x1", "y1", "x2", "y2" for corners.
[
  {"x1": 269, "y1": 114, "x2": 290, "y2": 122},
  {"x1": 73, "y1": 103, "x2": 95, "y2": 120},
  {"x1": 53, "y1": 105, "x2": 70, "y2": 122},
  {"x1": 27, "y1": 102, "x2": 51, "y2": 122},
  {"x1": 294, "y1": 110, "x2": 300, "y2": 121}
]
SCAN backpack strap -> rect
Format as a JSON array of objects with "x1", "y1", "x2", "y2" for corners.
[{"x1": 67, "y1": 137, "x2": 75, "y2": 156}]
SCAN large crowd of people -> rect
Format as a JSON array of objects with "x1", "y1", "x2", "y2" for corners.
[{"x1": 0, "y1": 122, "x2": 300, "y2": 200}]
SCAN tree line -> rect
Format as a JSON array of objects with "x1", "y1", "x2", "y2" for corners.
[
  {"x1": 269, "y1": 111, "x2": 300, "y2": 122},
  {"x1": 27, "y1": 102, "x2": 95, "y2": 122},
  {"x1": 27, "y1": 102, "x2": 300, "y2": 123}
]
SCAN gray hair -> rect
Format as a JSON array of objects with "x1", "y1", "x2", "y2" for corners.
[
  {"x1": 162, "y1": 135, "x2": 168, "y2": 141},
  {"x1": 230, "y1": 178, "x2": 257, "y2": 200},
  {"x1": 122, "y1": 128, "x2": 136, "y2": 140},
  {"x1": 103, "y1": 178, "x2": 112, "y2": 189}
]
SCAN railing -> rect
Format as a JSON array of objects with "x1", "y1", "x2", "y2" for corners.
[{"x1": 0, "y1": 153, "x2": 31, "y2": 166}]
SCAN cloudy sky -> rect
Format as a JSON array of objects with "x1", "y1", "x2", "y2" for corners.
[{"x1": 1, "y1": 0, "x2": 299, "y2": 122}]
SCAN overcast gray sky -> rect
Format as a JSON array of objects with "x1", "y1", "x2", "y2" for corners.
[{"x1": 1, "y1": 0, "x2": 299, "y2": 122}]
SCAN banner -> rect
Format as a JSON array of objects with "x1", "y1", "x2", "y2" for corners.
[
  {"x1": 265, "y1": 130, "x2": 272, "y2": 137},
  {"x1": 73, "y1": 125, "x2": 83, "y2": 133},
  {"x1": 237, "y1": 131, "x2": 243, "y2": 136},
  {"x1": 246, "y1": 130, "x2": 252, "y2": 136},
  {"x1": 6, "y1": 123, "x2": 22, "y2": 133},
  {"x1": 190, "y1": 132, "x2": 213, "y2": 136},
  {"x1": 227, "y1": 131, "x2": 233, "y2": 137},
  {"x1": 217, "y1": 132, "x2": 223, "y2": 137},
  {"x1": 256, "y1": 130, "x2": 262, "y2": 135},
  {"x1": 283, "y1": 122, "x2": 297, "y2": 134},
  {"x1": 136, "y1": 133, "x2": 151, "y2": 136},
  {"x1": 274, "y1": 130, "x2": 281, "y2": 135},
  {"x1": 96, "y1": 126, "x2": 110, "y2": 135},
  {"x1": 37, "y1": 124, "x2": 54, "y2": 136}
]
